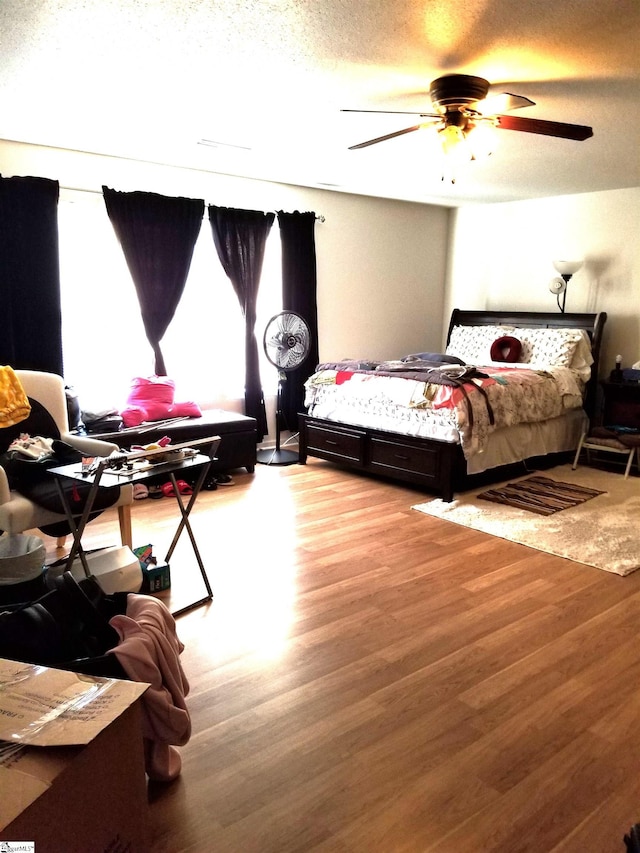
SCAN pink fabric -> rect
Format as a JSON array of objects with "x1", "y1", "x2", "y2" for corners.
[
  {"x1": 108, "y1": 593, "x2": 191, "y2": 782},
  {"x1": 129, "y1": 376, "x2": 176, "y2": 406},
  {"x1": 120, "y1": 376, "x2": 201, "y2": 428}
]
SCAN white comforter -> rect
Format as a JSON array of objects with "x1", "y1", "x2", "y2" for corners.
[{"x1": 305, "y1": 362, "x2": 585, "y2": 460}]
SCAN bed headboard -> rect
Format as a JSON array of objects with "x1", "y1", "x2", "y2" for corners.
[{"x1": 446, "y1": 308, "x2": 607, "y2": 422}]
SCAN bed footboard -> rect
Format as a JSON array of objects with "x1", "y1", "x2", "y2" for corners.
[{"x1": 299, "y1": 414, "x2": 464, "y2": 501}]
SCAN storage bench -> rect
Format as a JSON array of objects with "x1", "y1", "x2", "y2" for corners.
[{"x1": 88, "y1": 409, "x2": 257, "y2": 473}]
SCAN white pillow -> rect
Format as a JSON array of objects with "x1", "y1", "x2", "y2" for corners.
[
  {"x1": 446, "y1": 324, "x2": 594, "y2": 375},
  {"x1": 446, "y1": 325, "x2": 515, "y2": 364},
  {"x1": 510, "y1": 327, "x2": 584, "y2": 368},
  {"x1": 569, "y1": 330, "x2": 594, "y2": 377}
]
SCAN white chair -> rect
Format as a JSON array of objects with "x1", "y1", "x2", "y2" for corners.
[
  {"x1": 572, "y1": 427, "x2": 639, "y2": 479},
  {"x1": 0, "y1": 370, "x2": 133, "y2": 547}
]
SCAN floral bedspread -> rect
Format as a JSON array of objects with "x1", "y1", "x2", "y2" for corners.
[{"x1": 304, "y1": 363, "x2": 585, "y2": 460}]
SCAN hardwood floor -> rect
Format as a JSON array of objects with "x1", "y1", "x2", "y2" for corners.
[{"x1": 42, "y1": 459, "x2": 640, "y2": 852}]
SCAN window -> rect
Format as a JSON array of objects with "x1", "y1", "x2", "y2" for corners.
[{"x1": 58, "y1": 191, "x2": 281, "y2": 414}]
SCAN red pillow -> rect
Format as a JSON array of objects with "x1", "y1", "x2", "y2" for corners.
[{"x1": 490, "y1": 335, "x2": 522, "y2": 363}]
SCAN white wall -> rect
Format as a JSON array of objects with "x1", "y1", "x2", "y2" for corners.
[
  {"x1": 0, "y1": 140, "x2": 450, "y2": 368},
  {"x1": 445, "y1": 187, "x2": 640, "y2": 377},
  {"x1": 6, "y1": 137, "x2": 636, "y2": 403},
  {"x1": 316, "y1": 193, "x2": 450, "y2": 362}
]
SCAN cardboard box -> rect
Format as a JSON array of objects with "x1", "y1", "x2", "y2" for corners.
[
  {"x1": 0, "y1": 659, "x2": 150, "y2": 852},
  {"x1": 141, "y1": 561, "x2": 171, "y2": 592}
]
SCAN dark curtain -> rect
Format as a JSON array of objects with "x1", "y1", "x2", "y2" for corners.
[
  {"x1": 277, "y1": 211, "x2": 319, "y2": 429},
  {"x1": 102, "y1": 186, "x2": 204, "y2": 375},
  {"x1": 208, "y1": 205, "x2": 274, "y2": 441},
  {"x1": 0, "y1": 176, "x2": 63, "y2": 375}
]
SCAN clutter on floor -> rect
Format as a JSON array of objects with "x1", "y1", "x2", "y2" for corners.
[
  {"x1": 0, "y1": 570, "x2": 190, "y2": 782},
  {"x1": 204, "y1": 472, "x2": 234, "y2": 490},
  {"x1": 134, "y1": 543, "x2": 171, "y2": 592},
  {"x1": 66, "y1": 545, "x2": 143, "y2": 594},
  {"x1": 0, "y1": 532, "x2": 47, "y2": 605}
]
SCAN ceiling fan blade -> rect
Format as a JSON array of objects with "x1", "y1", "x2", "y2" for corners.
[
  {"x1": 481, "y1": 92, "x2": 535, "y2": 113},
  {"x1": 496, "y1": 114, "x2": 593, "y2": 140},
  {"x1": 341, "y1": 109, "x2": 439, "y2": 117},
  {"x1": 348, "y1": 123, "x2": 432, "y2": 150}
]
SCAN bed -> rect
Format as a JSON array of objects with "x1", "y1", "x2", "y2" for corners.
[{"x1": 298, "y1": 309, "x2": 607, "y2": 501}]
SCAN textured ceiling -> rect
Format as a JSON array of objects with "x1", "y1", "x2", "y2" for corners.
[{"x1": 1, "y1": 0, "x2": 639, "y2": 206}]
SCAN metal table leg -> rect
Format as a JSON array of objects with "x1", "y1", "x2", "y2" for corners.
[
  {"x1": 165, "y1": 460, "x2": 214, "y2": 617},
  {"x1": 54, "y1": 461, "x2": 108, "y2": 578}
]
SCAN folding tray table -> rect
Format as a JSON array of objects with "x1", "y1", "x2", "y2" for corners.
[{"x1": 48, "y1": 436, "x2": 221, "y2": 617}]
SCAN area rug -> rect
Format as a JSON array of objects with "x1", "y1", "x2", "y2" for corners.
[
  {"x1": 412, "y1": 464, "x2": 640, "y2": 576},
  {"x1": 477, "y1": 475, "x2": 605, "y2": 515}
]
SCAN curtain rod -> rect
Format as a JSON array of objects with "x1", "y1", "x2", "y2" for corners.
[{"x1": 59, "y1": 184, "x2": 325, "y2": 220}]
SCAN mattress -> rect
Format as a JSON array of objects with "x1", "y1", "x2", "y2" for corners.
[{"x1": 305, "y1": 362, "x2": 587, "y2": 467}]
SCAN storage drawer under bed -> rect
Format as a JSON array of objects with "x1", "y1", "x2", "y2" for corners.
[
  {"x1": 304, "y1": 422, "x2": 366, "y2": 465},
  {"x1": 369, "y1": 435, "x2": 440, "y2": 478},
  {"x1": 299, "y1": 415, "x2": 460, "y2": 501}
]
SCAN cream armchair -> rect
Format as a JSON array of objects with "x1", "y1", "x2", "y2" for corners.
[{"x1": 0, "y1": 370, "x2": 132, "y2": 547}]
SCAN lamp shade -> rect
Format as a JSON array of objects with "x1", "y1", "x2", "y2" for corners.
[
  {"x1": 553, "y1": 260, "x2": 583, "y2": 277},
  {"x1": 438, "y1": 124, "x2": 469, "y2": 160}
]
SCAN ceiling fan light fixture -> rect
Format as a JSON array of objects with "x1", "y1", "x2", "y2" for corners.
[
  {"x1": 438, "y1": 124, "x2": 470, "y2": 161},
  {"x1": 466, "y1": 121, "x2": 496, "y2": 160}
]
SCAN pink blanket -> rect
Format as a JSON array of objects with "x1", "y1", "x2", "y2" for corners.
[
  {"x1": 109, "y1": 593, "x2": 190, "y2": 781},
  {"x1": 120, "y1": 375, "x2": 201, "y2": 428}
]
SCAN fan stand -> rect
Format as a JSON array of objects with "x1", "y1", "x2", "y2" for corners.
[{"x1": 256, "y1": 371, "x2": 299, "y2": 466}]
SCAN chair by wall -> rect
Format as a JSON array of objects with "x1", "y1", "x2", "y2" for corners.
[{"x1": 0, "y1": 370, "x2": 133, "y2": 546}]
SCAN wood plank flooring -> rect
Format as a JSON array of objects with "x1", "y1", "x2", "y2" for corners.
[{"x1": 41, "y1": 459, "x2": 640, "y2": 852}]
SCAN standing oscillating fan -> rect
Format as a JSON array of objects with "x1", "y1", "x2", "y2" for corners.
[{"x1": 257, "y1": 310, "x2": 311, "y2": 466}]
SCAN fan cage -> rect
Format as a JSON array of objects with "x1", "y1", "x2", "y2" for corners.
[{"x1": 263, "y1": 311, "x2": 311, "y2": 371}]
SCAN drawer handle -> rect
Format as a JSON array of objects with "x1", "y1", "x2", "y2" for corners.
[
  {"x1": 395, "y1": 453, "x2": 410, "y2": 461},
  {"x1": 326, "y1": 439, "x2": 338, "y2": 446}
]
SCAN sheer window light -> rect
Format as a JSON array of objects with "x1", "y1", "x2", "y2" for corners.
[{"x1": 58, "y1": 191, "x2": 282, "y2": 415}]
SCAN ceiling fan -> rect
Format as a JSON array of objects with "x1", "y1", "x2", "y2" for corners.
[{"x1": 343, "y1": 74, "x2": 593, "y2": 153}]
